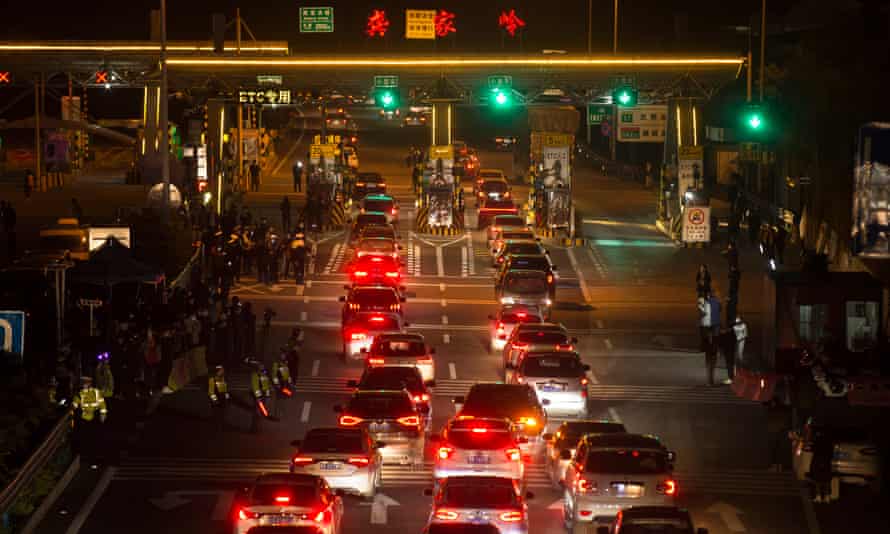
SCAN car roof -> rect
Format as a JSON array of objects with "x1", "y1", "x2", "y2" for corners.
[
  {"x1": 582, "y1": 432, "x2": 666, "y2": 450},
  {"x1": 354, "y1": 389, "x2": 411, "y2": 399},
  {"x1": 515, "y1": 322, "x2": 566, "y2": 332},
  {"x1": 359, "y1": 236, "x2": 395, "y2": 244},
  {"x1": 350, "y1": 284, "x2": 398, "y2": 293},
  {"x1": 499, "y1": 304, "x2": 542, "y2": 315},
  {"x1": 506, "y1": 254, "x2": 548, "y2": 263},
  {"x1": 479, "y1": 169, "x2": 503, "y2": 175},
  {"x1": 349, "y1": 311, "x2": 402, "y2": 324},
  {"x1": 362, "y1": 366, "x2": 423, "y2": 383},
  {"x1": 524, "y1": 350, "x2": 580, "y2": 360},
  {"x1": 255, "y1": 473, "x2": 320, "y2": 486},
  {"x1": 358, "y1": 211, "x2": 387, "y2": 218},
  {"x1": 468, "y1": 383, "x2": 533, "y2": 394},
  {"x1": 357, "y1": 172, "x2": 383, "y2": 181},
  {"x1": 449, "y1": 417, "x2": 512, "y2": 430},
  {"x1": 375, "y1": 333, "x2": 424, "y2": 342},
  {"x1": 443, "y1": 475, "x2": 516, "y2": 487}
]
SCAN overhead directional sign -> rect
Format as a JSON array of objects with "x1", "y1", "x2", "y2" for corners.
[
  {"x1": 0, "y1": 310, "x2": 25, "y2": 357},
  {"x1": 406, "y1": 9, "x2": 436, "y2": 39},
  {"x1": 617, "y1": 104, "x2": 667, "y2": 143},
  {"x1": 587, "y1": 104, "x2": 611, "y2": 124},
  {"x1": 256, "y1": 75, "x2": 282, "y2": 85},
  {"x1": 374, "y1": 75, "x2": 399, "y2": 88},
  {"x1": 487, "y1": 75, "x2": 512, "y2": 89},
  {"x1": 300, "y1": 6, "x2": 334, "y2": 33}
]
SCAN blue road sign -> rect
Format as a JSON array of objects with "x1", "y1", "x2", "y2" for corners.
[{"x1": 0, "y1": 310, "x2": 26, "y2": 356}]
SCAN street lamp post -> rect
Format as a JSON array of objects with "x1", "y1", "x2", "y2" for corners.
[{"x1": 613, "y1": 0, "x2": 619, "y2": 54}]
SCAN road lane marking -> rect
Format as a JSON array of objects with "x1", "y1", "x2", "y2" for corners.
[
  {"x1": 596, "y1": 319, "x2": 604, "y2": 329},
  {"x1": 607, "y1": 407, "x2": 622, "y2": 424},
  {"x1": 443, "y1": 334, "x2": 450, "y2": 344},
  {"x1": 441, "y1": 315, "x2": 448, "y2": 325},
  {"x1": 311, "y1": 359, "x2": 320, "y2": 377},
  {"x1": 588, "y1": 370, "x2": 600, "y2": 384},
  {"x1": 465, "y1": 231, "x2": 476, "y2": 275},
  {"x1": 604, "y1": 338, "x2": 613, "y2": 350},
  {"x1": 64, "y1": 467, "x2": 116, "y2": 534},
  {"x1": 439, "y1": 283, "x2": 446, "y2": 292},
  {"x1": 303, "y1": 296, "x2": 309, "y2": 304},
  {"x1": 300, "y1": 311, "x2": 308, "y2": 322},
  {"x1": 306, "y1": 280, "x2": 312, "y2": 288},
  {"x1": 436, "y1": 246, "x2": 444, "y2": 277},
  {"x1": 300, "y1": 401, "x2": 312, "y2": 423},
  {"x1": 413, "y1": 245, "x2": 421, "y2": 276},
  {"x1": 449, "y1": 362, "x2": 457, "y2": 379},
  {"x1": 800, "y1": 487, "x2": 822, "y2": 534},
  {"x1": 566, "y1": 247, "x2": 593, "y2": 304},
  {"x1": 461, "y1": 246, "x2": 468, "y2": 277},
  {"x1": 441, "y1": 299, "x2": 447, "y2": 307}
]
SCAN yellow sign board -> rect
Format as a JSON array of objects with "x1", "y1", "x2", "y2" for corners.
[
  {"x1": 406, "y1": 9, "x2": 436, "y2": 39},
  {"x1": 678, "y1": 145, "x2": 704, "y2": 160},
  {"x1": 312, "y1": 134, "x2": 341, "y2": 145},
  {"x1": 309, "y1": 143, "x2": 336, "y2": 161},
  {"x1": 541, "y1": 133, "x2": 573, "y2": 147},
  {"x1": 429, "y1": 145, "x2": 454, "y2": 160}
]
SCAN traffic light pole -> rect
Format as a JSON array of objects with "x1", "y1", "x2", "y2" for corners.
[
  {"x1": 34, "y1": 76, "x2": 41, "y2": 192},
  {"x1": 160, "y1": 0, "x2": 170, "y2": 221}
]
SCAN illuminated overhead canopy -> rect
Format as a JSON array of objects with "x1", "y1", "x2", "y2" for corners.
[{"x1": 0, "y1": 41, "x2": 289, "y2": 54}]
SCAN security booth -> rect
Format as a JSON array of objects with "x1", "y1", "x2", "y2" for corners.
[{"x1": 734, "y1": 270, "x2": 886, "y2": 405}]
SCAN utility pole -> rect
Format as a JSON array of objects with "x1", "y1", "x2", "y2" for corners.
[
  {"x1": 160, "y1": 0, "x2": 170, "y2": 221},
  {"x1": 759, "y1": 0, "x2": 766, "y2": 102},
  {"x1": 236, "y1": 8, "x2": 244, "y2": 192},
  {"x1": 587, "y1": 0, "x2": 592, "y2": 54},
  {"x1": 613, "y1": 0, "x2": 619, "y2": 54},
  {"x1": 34, "y1": 76, "x2": 41, "y2": 192}
]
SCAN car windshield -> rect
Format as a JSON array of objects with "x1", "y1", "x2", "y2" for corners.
[
  {"x1": 479, "y1": 172, "x2": 502, "y2": 179},
  {"x1": 620, "y1": 520, "x2": 693, "y2": 534},
  {"x1": 361, "y1": 225, "x2": 396, "y2": 239},
  {"x1": 483, "y1": 199, "x2": 515, "y2": 210},
  {"x1": 493, "y1": 216, "x2": 524, "y2": 227},
  {"x1": 441, "y1": 482, "x2": 518, "y2": 508},
  {"x1": 358, "y1": 173, "x2": 383, "y2": 183},
  {"x1": 520, "y1": 355, "x2": 583, "y2": 378},
  {"x1": 355, "y1": 315, "x2": 401, "y2": 331},
  {"x1": 559, "y1": 423, "x2": 625, "y2": 445},
  {"x1": 505, "y1": 243, "x2": 542, "y2": 256},
  {"x1": 482, "y1": 181, "x2": 508, "y2": 193},
  {"x1": 347, "y1": 393, "x2": 415, "y2": 418},
  {"x1": 504, "y1": 274, "x2": 548, "y2": 294},
  {"x1": 371, "y1": 339, "x2": 426, "y2": 356},
  {"x1": 501, "y1": 231, "x2": 533, "y2": 240},
  {"x1": 364, "y1": 199, "x2": 394, "y2": 212},
  {"x1": 251, "y1": 484, "x2": 317, "y2": 506},
  {"x1": 301, "y1": 431, "x2": 365, "y2": 454},
  {"x1": 507, "y1": 257, "x2": 550, "y2": 272},
  {"x1": 584, "y1": 450, "x2": 669, "y2": 474},
  {"x1": 352, "y1": 289, "x2": 397, "y2": 306},
  {"x1": 463, "y1": 387, "x2": 537, "y2": 415},
  {"x1": 447, "y1": 427, "x2": 514, "y2": 450},
  {"x1": 360, "y1": 369, "x2": 422, "y2": 391},
  {"x1": 359, "y1": 240, "x2": 394, "y2": 253},
  {"x1": 515, "y1": 330, "x2": 568, "y2": 344}
]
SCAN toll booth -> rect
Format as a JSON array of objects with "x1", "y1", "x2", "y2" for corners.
[{"x1": 415, "y1": 146, "x2": 465, "y2": 235}]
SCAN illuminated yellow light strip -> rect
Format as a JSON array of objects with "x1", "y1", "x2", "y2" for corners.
[
  {"x1": 219, "y1": 108, "x2": 225, "y2": 160},
  {"x1": 692, "y1": 106, "x2": 698, "y2": 146},
  {"x1": 431, "y1": 107, "x2": 437, "y2": 146},
  {"x1": 676, "y1": 105, "x2": 682, "y2": 147},
  {"x1": 142, "y1": 86, "x2": 147, "y2": 124},
  {"x1": 0, "y1": 44, "x2": 288, "y2": 52},
  {"x1": 155, "y1": 87, "x2": 160, "y2": 128},
  {"x1": 447, "y1": 106, "x2": 452, "y2": 144},
  {"x1": 165, "y1": 56, "x2": 744, "y2": 67}
]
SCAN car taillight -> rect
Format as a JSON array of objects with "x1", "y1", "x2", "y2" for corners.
[
  {"x1": 354, "y1": 271, "x2": 368, "y2": 277},
  {"x1": 370, "y1": 316, "x2": 386, "y2": 323},
  {"x1": 547, "y1": 274, "x2": 554, "y2": 284},
  {"x1": 339, "y1": 414, "x2": 363, "y2": 426},
  {"x1": 350, "y1": 332, "x2": 367, "y2": 341},
  {"x1": 390, "y1": 303, "x2": 400, "y2": 312},
  {"x1": 347, "y1": 457, "x2": 370, "y2": 467},
  {"x1": 499, "y1": 511, "x2": 523, "y2": 522},
  {"x1": 556, "y1": 344, "x2": 574, "y2": 351},
  {"x1": 657, "y1": 479, "x2": 677, "y2": 495},
  {"x1": 368, "y1": 357, "x2": 385, "y2": 365},
  {"x1": 391, "y1": 208, "x2": 398, "y2": 215},
  {"x1": 274, "y1": 495, "x2": 291, "y2": 504},
  {"x1": 397, "y1": 415, "x2": 420, "y2": 427},
  {"x1": 437, "y1": 446, "x2": 454, "y2": 460},
  {"x1": 505, "y1": 448, "x2": 521, "y2": 462},
  {"x1": 516, "y1": 312, "x2": 526, "y2": 318},
  {"x1": 435, "y1": 509, "x2": 459, "y2": 520},
  {"x1": 413, "y1": 393, "x2": 430, "y2": 403},
  {"x1": 238, "y1": 508, "x2": 258, "y2": 520},
  {"x1": 292, "y1": 456, "x2": 314, "y2": 466},
  {"x1": 519, "y1": 417, "x2": 537, "y2": 427},
  {"x1": 418, "y1": 355, "x2": 433, "y2": 363},
  {"x1": 471, "y1": 427, "x2": 488, "y2": 433},
  {"x1": 349, "y1": 303, "x2": 360, "y2": 311},
  {"x1": 496, "y1": 322, "x2": 505, "y2": 334},
  {"x1": 371, "y1": 257, "x2": 383, "y2": 262},
  {"x1": 575, "y1": 478, "x2": 597, "y2": 494},
  {"x1": 385, "y1": 271, "x2": 399, "y2": 278}
]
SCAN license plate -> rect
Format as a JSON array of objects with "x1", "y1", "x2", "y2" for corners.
[
  {"x1": 540, "y1": 382, "x2": 565, "y2": 392},
  {"x1": 370, "y1": 423, "x2": 388, "y2": 432},
  {"x1": 266, "y1": 514, "x2": 297, "y2": 526},
  {"x1": 319, "y1": 462, "x2": 342, "y2": 471},
  {"x1": 611, "y1": 483, "x2": 643, "y2": 497},
  {"x1": 468, "y1": 455, "x2": 490, "y2": 465}
]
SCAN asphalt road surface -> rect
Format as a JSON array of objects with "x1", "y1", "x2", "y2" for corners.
[{"x1": 47, "y1": 120, "x2": 824, "y2": 534}]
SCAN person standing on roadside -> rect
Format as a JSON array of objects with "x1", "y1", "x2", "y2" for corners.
[
  {"x1": 696, "y1": 264, "x2": 711, "y2": 298},
  {"x1": 24, "y1": 170, "x2": 34, "y2": 199},
  {"x1": 292, "y1": 161, "x2": 303, "y2": 193}
]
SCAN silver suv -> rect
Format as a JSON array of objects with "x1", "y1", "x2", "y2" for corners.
[{"x1": 562, "y1": 433, "x2": 677, "y2": 528}]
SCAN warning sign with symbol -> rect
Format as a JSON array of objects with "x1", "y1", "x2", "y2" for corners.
[{"x1": 682, "y1": 206, "x2": 711, "y2": 243}]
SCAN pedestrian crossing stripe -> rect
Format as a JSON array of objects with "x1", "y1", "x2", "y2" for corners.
[
  {"x1": 111, "y1": 457, "x2": 800, "y2": 495},
  {"x1": 184, "y1": 378, "x2": 760, "y2": 405}
]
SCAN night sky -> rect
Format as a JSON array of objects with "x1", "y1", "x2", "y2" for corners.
[{"x1": 2, "y1": 1, "x2": 777, "y2": 54}]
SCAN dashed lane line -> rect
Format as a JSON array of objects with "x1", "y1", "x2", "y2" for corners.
[
  {"x1": 436, "y1": 246, "x2": 444, "y2": 277},
  {"x1": 300, "y1": 401, "x2": 312, "y2": 423},
  {"x1": 461, "y1": 246, "x2": 469, "y2": 277},
  {"x1": 443, "y1": 334, "x2": 450, "y2": 344},
  {"x1": 311, "y1": 359, "x2": 320, "y2": 377},
  {"x1": 566, "y1": 247, "x2": 593, "y2": 304},
  {"x1": 448, "y1": 362, "x2": 457, "y2": 380}
]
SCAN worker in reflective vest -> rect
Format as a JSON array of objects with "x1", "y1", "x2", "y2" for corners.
[
  {"x1": 208, "y1": 365, "x2": 230, "y2": 405},
  {"x1": 73, "y1": 376, "x2": 107, "y2": 422},
  {"x1": 95, "y1": 351, "x2": 114, "y2": 398}
]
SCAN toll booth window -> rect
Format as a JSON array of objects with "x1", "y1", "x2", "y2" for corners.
[
  {"x1": 796, "y1": 304, "x2": 828, "y2": 343},
  {"x1": 846, "y1": 301, "x2": 879, "y2": 352}
]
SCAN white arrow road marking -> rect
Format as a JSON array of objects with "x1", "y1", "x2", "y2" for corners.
[
  {"x1": 607, "y1": 407, "x2": 623, "y2": 424},
  {"x1": 449, "y1": 362, "x2": 457, "y2": 380},
  {"x1": 300, "y1": 311, "x2": 308, "y2": 322},
  {"x1": 547, "y1": 499, "x2": 563, "y2": 510},
  {"x1": 370, "y1": 493, "x2": 400, "y2": 524},
  {"x1": 149, "y1": 493, "x2": 190, "y2": 511},
  {"x1": 65, "y1": 467, "x2": 115, "y2": 534},
  {"x1": 301, "y1": 401, "x2": 312, "y2": 423},
  {"x1": 604, "y1": 338, "x2": 613, "y2": 350},
  {"x1": 311, "y1": 359, "x2": 320, "y2": 377},
  {"x1": 148, "y1": 490, "x2": 234, "y2": 521},
  {"x1": 707, "y1": 501, "x2": 746, "y2": 532},
  {"x1": 439, "y1": 283, "x2": 446, "y2": 292},
  {"x1": 566, "y1": 247, "x2": 592, "y2": 304},
  {"x1": 596, "y1": 319, "x2": 604, "y2": 329}
]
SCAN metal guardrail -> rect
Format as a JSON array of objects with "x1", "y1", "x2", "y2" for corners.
[{"x1": 0, "y1": 411, "x2": 72, "y2": 515}]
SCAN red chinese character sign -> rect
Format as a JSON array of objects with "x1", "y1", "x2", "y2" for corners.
[
  {"x1": 498, "y1": 9, "x2": 526, "y2": 37},
  {"x1": 365, "y1": 9, "x2": 390, "y2": 38},
  {"x1": 434, "y1": 10, "x2": 456, "y2": 38}
]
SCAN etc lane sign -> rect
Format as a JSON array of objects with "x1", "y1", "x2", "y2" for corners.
[
  {"x1": 488, "y1": 75, "x2": 513, "y2": 89},
  {"x1": 300, "y1": 7, "x2": 334, "y2": 33},
  {"x1": 406, "y1": 9, "x2": 436, "y2": 39},
  {"x1": 238, "y1": 89, "x2": 292, "y2": 105}
]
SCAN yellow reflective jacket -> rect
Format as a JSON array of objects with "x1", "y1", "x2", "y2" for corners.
[{"x1": 74, "y1": 387, "x2": 107, "y2": 421}]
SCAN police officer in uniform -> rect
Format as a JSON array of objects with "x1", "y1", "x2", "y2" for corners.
[
  {"x1": 249, "y1": 360, "x2": 273, "y2": 432},
  {"x1": 208, "y1": 365, "x2": 230, "y2": 430},
  {"x1": 72, "y1": 376, "x2": 108, "y2": 457}
]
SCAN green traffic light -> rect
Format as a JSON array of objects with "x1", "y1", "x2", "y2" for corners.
[
  {"x1": 380, "y1": 92, "x2": 394, "y2": 107},
  {"x1": 495, "y1": 91, "x2": 508, "y2": 105},
  {"x1": 618, "y1": 91, "x2": 631, "y2": 105},
  {"x1": 747, "y1": 114, "x2": 762, "y2": 129}
]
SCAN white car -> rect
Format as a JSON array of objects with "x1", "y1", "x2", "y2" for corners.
[
  {"x1": 508, "y1": 351, "x2": 590, "y2": 418},
  {"x1": 290, "y1": 427, "x2": 383, "y2": 498},
  {"x1": 341, "y1": 312, "x2": 407, "y2": 360},
  {"x1": 363, "y1": 333, "x2": 436, "y2": 383},
  {"x1": 432, "y1": 417, "x2": 526, "y2": 484},
  {"x1": 488, "y1": 305, "x2": 543, "y2": 353},
  {"x1": 542, "y1": 420, "x2": 626, "y2": 488},
  {"x1": 233, "y1": 473, "x2": 343, "y2": 534}
]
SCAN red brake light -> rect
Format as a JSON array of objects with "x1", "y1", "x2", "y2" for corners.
[
  {"x1": 292, "y1": 456, "x2": 314, "y2": 466},
  {"x1": 471, "y1": 427, "x2": 488, "y2": 433},
  {"x1": 391, "y1": 208, "x2": 398, "y2": 215},
  {"x1": 505, "y1": 448, "x2": 521, "y2": 462},
  {"x1": 556, "y1": 344, "x2": 574, "y2": 351},
  {"x1": 385, "y1": 271, "x2": 399, "y2": 278},
  {"x1": 547, "y1": 274, "x2": 554, "y2": 284},
  {"x1": 576, "y1": 478, "x2": 597, "y2": 494},
  {"x1": 516, "y1": 312, "x2": 526, "y2": 318},
  {"x1": 370, "y1": 316, "x2": 385, "y2": 323},
  {"x1": 371, "y1": 256, "x2": 383, "y2": 262},
  {"x1": 397, "y1": 415, "x2": 420, "y2": 427},
  {"x1": 499, "y1": 511, "x2": 523, "y2": 522},
  {"x1": 347, "y1": 457, "x2": 370, "y2": 467},
  {"x1": 368, "y1": 357, "x2": 385, "y2": 365},
  {"x1": 339, "y1": 415, "x2": 363, "y2": 426},
  {"x1": 238, "y1": 508, "x2": 258, "y2": 520},
  {"x1": 354, "y1": 271, "x2": 368, "y2": 277},
  {"x1": 275, "y1": 495, "x2": 290, "y2": 504},
  {"x1": 496, "y1": 322, "x2": 505, "y2": 333},
  {"x1": 435, "y1": 509, "x2": 459, "y2": 520},
  {"x1": 580, "y1": 377, "x2": 589, "y2": 386},
  {"x1": 350, "y1": 332, "x2": 367, "y2": 341},
  {"x1": 658, "y1": 479, "x2": 677, "y2": 495},
  {"x1": 437, "y1": 446, "x2": 454, "y2": 460},
  {"x1": 413, "y1": 393, "x2": 430, "y2": 403}
]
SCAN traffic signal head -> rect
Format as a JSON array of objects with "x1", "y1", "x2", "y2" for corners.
[
  {"x1": 740, "y1": 104, "x2": 768, "y2": 139},
  {"x1": 377, "y1": 89, "x2": 398, "y2": 110},
  {"x1": 490, "y1": 87, "x2": 512, "y2": 109},
  {"x1": 612, "y1": 85, "x2": 637, "y2": 107}
]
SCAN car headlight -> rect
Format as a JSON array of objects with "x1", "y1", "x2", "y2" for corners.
[
  {"x1": 544, "y1": 298, "x2": 552, "y2": 306},
  {"x1": 501, "y1": 297, "x2": 515, "y2": 304}
]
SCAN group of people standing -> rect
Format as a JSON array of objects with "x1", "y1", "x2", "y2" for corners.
[{"x1": 696, "y1": 264, "x2": 747, "y2": 386}]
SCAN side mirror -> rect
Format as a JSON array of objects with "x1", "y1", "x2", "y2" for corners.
[
  {"x1": 425, "y1": 380, "x2": 436, "y2": 388},
  {"x1": 290, "y1": 440, "x2": 302, "y2": 447},
  {"x1": 487, "y1": 314, "x2": 496, "y2": 321},
  {"x1": 542, "y1": 433, "x2": 554, "y2": 442},
  {"x1": 541, "y1": 399, "x2": 551, "y2": 406},
  {"x1": 452, "y1": 396, "x2": 464, "y2": 404},
  {"x1": 582, "y1": 364, "x2": 591, "y2": 372},
  {"x1": 346, "y1": 380, "x2": 358, "y2": 388},
  {"x1": 423, "y1": 488, "x2": 434, "y2": 497},
  {"x1": 525, "y1": 491, "x2": 535, "y2": 500},
  {"x1": 597, "y1": 527, "x2": 610, "y2": 534},
  {"x1": 545, "y1": 250, "x2": 551, "y2": 255},
  {"x1": 343, "y1": 285, "x2": 351, "y2": 290},
  {"x1": 399, "y1": 285, "x2": 407, "y2": 292},
  {"x1": 667, "y1": 451, "x2": 677, "y2": 463},
  {"x1": 376, "y1": 441, "x2": 387, "y2": 449},
  {"x1": 338, "y1": 296, "x2": 346, "y2": 302},
  {"x1": 504, "y1": 363, "x2": 515, "y2": 370},
  {"x1": 334, "y1": 488, "x2": 346, "y2": 497},
  {"x1": 696, "y1": 529, "x2": 709, "y2": 534},
  {"x1": 333, "y1": 405, "x2": 343, "y2": 413},
  {"x1": 788, "y1": 430, "x2": 800, "y2": 441},
  {"x1": 551, "y1": 265, "x2": 558, "y2": 271},
  {"x1": 560, "y1": 449, "x2": 573, "y2": 460},
  {"x1": 571, "y1": 337, "x2": 579, "y2": 344},
  {"x1": 403, "y1": 322, "x2": 411, "y2": 328},
  {"x1": 400, "y1": 297, "x2": 407, "y2": 303},
  {"x1": 535, "y1": 237, "x2": 542, "y2": 242}
]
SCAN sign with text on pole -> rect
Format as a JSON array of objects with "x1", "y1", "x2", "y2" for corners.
[
  {"x1": 0, "y1": 310, "x2": 25, "y2": 359},
  {"x1": 683, "y1": 205, "x2": 711, "y2": 243},
  {"x1": 256, "y1": 75, "x2": 283, "y2": 86},
  {"x1": 677, "y1": 145, "x2": 704, "y2": 201},
  {"x1": 238, "y1": 89, "x2": 291, "y2": 105},
  {"x1": 405, "y1": 9, "x2": 436, "y2": 39},
  {"x1": 618, "y1": 104, "x2": 667, "y2": 143},
  {"x1": 488, "y1": 75, "x2": 513, "y2": 89},
  {"x1": 373, "y1": 75, "x2": 399, "y2": 89},
  {"x1": 587, "y1": 104, "x2": 611, "y2": 125},
  {"x1": 300, "y1": 7, "x2": 334, "y2": 33},
  {"x1": 310, "y1": 143, "x2": 336, "y2": 164}
]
